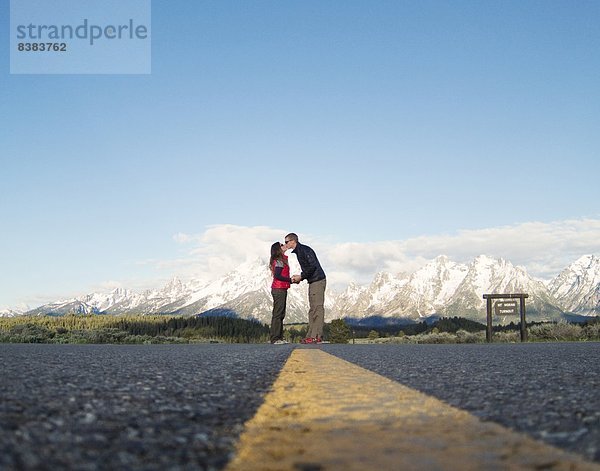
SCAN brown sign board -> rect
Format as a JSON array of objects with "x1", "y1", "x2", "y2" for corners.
[
  {"x1": 494, "y1": 300, "x2": 519, "y2": 316},
  {"x1": 484, "y1": 293, "x2": 528, "y2": 342}
]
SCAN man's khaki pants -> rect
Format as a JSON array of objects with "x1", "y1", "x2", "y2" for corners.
[{"x1": 307, "y1": 278, "x2": 326, "y2": 338}]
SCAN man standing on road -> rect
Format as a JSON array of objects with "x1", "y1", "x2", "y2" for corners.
[{"x1": 284, "y1": 233, "x2": 326, "y2": 343}]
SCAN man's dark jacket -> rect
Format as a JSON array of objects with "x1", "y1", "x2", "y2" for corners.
[{"x1": 293, "y1": 242, "x2": 326, "y2": 284}]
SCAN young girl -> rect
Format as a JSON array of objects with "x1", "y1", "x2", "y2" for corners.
[{"x1": 269, "y1": 242, "x2": 291, "y2": 344}]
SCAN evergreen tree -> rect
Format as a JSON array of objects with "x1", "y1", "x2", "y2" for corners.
[{"x1": 327, "y1": 319, "x2": 351, "y2": 344}]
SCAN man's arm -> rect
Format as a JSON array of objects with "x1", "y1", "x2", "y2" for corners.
[{"x1": 300, "y1": 248, "x2": 318, "y2": 280}]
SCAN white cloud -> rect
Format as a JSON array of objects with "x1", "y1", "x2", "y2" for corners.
[
  {"x1": 397, "y1": 218, "x2": 600, "y2": 278},
  {"x1": 11, "y1": 218, "x2": 600, "y2": 310},
  {"x1": 173, "y1": 232, "x2": 197, "y2": 244},
  {"x1": 155, "y1": 218, "x2": 600, "y2": 288},
  {"x1": 168, "y1": 224, "x2": 286, "y2": 280}
]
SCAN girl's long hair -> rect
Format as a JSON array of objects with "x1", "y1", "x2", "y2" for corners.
[{"x1": 269, "y1": 242, "x2": 287, "y2": 274}]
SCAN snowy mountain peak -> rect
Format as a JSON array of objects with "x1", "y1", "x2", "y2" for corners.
[
  {"x1": 463, "y1": 255, "x2": 529, "y2": 294},
  {"x1": 571, "y1": 254, "x2": 600, "y2": 275},
  {"x1": 433, "y1": 254, "x2": 451, "y2": 263},
  {"x1": 371, "y1": 271, "x2": 396, "y2": 286},
  {"x1": 0, "y1": 303, "x2": 30, "y2": 317},
  {"x1": 164, "y1": 276, "x2": 183, "y2": 290},
  {"x1": 372, "y1": 255, "x2": 470, "y2": 318},
  {"x1": 471, "y1": 254, "x2": 509, "y2": 269},
  {"x1": 549, "y1": 254, "x2": 600, "y2": 314},
  {"x1": 407, "y1": 256, "x2": 467, "y2": 293},
  {"x1": 160, "y1": 277, "x2": 191, "y2": 300},
  {"x1": 0, "y1": 308, "x2": 23, "y2": 318}
]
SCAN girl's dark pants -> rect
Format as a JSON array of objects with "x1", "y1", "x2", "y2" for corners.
[{"x1": 270, "y1": 288, "x2": 287, "y2": 342}]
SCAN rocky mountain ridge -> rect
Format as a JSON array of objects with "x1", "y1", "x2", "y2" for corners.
[{"x1": 14, "y1": 254, "x2": 600, "y2": 324}]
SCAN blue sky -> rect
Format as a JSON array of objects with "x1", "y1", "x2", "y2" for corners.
[{"x1": 1, "y1": 1, "x2": 599, "y2": 309}]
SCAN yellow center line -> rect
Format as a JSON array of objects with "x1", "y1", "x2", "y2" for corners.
[{"x1": 226, "y1": 349, "x2": 599, "y2": 470}]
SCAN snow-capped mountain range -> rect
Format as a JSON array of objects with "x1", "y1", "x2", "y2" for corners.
[{"x1": 8, "y1": 255, "x2": 600, "y2": 324}]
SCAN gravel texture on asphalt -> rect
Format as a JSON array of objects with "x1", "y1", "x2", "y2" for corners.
[
  {"x1": 324, "y1": 342, "x2": 600, "y2": 463},
  {"x1": 0, "y1": 344, "x2": 293, "y2": 470}
]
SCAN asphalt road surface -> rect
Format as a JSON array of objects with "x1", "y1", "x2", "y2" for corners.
[
  {"x1": 0, "y1": 344, "x2": 292, "y2": 470},
  {"x1": 1, "y1": 342, "x2": 598, "y2": 470},
  {"x1": 326, "y1": 342, "x2": 600, "y2": 463}
]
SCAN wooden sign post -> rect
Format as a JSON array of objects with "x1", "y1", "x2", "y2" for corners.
[{"x1": 483, "y1": 293, "x2": 528, "y2": 343}]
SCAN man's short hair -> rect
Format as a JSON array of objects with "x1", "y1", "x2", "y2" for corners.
[{"x1": 285, "y1": 233, "x2": 298, "y2": 242}]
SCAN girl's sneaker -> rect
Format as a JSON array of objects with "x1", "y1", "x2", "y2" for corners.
[{"x1": 301, "y1": 337, "x2": 324, "y2": 344}]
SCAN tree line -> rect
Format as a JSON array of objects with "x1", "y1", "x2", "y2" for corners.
[{"x1": 0, "y1": 314, "x2": 270, "y2": 344}]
